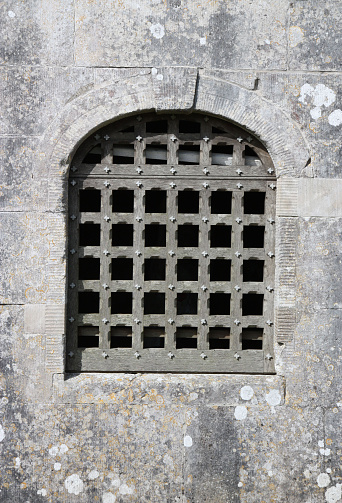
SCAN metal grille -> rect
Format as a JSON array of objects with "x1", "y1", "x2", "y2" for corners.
[{"x1": 67, "y1": 113, "x2": 276, "y2": 373}]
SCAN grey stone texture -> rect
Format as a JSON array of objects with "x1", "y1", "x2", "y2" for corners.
[{"x1": 1, "y1": 0, "x2": 342, "y2": 501}]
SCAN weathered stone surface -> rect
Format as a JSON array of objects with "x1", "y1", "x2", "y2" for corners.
[{"x1": 75, "y1": 0, "x2": 288, "y2": 69}]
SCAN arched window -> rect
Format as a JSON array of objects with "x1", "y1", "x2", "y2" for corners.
[{"x1": 66, "y1": 113, "x2": 276, "y2": 373}]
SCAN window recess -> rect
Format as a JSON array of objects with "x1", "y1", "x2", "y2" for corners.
[{"x1": 67, "y1": 113, "x2": 276, "y2": 373}]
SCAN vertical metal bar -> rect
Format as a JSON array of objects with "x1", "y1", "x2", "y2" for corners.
[
  {"x1": 231, "y1": 189, "x2": 243, "y2": 351},
  {"x1": 133, "y1": 186, "x2": 144, "y2": 351},
  {"x1": 198, "y1": 184, "x2": 210, "y2": 350},
  {"x1": 100, "y1": 185, "x2": 111, "y2": 349}
]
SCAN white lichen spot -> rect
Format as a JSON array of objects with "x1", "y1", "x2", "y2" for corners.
[
  {"x1": 289, "y1": 26, "x2": 304, "y2": 48},
  {"x1": 60, "y1": 444, "x2": 69, "y2": 454},
  {"x1": 189, "y1": 392, "x2": 198, "y2": 401},
  {"x1": 156, "y1": 74, "x2": 163, "y2": 81},
  {"x1": 266, "y1": 389, "x2": 281, "y2": 406},
  {"x1": 200, "y1": 37, "x2": 206, "y2": 45},
  {"x1": 48, "y1": 446, "x2": 59, "y2": 457},
  {"x1": 103, "y1": 493, "x2": 116, "y2": 503},
  {"x1": 15, "y1": 457, "x2": 21, "y2": 469},
  {"x1": 2, "y1": 397, "x2": 8, "y2": 405},
  {"x1": 238, "y1": 482, "x2": 243, "y2": 488},
  {"x1": 184, "y1": 435, "x2": 193, "y2": 447},
  {"x1": 320, "y1": 448, "x2": 331, "y2": 456},
  {"x1": 151, "y1": 67, "x2": 158, "y2": 75},
  {"x1": 163, "y1": 453, "x2": 174, "y2": 468},
  {"x1": 150, "y1": 23, "x2": 165, "y2": 39},
  {"x1": 64, "y1": 474, "x2": 84, "y2": 495},
  {"x1": 304, "y1": 469, "x2": 311, "y2": 479},
  {"x1": 268, "y1": 470, "x2": 273, "y2": 477},
  {"x1": 54, "y1": 462, "x2": 61, "y2": 471},
  {"x1": 326, "y1": 468, "x2": 332, "y2": 474},
  {"x1": 0, "y1": 425, "x2": 5, "y2": 442},
  {"x1": 264, "y1": 39, "x2": 270, "y2": 45},
  {"x1": 111, "y1": 477, "x2": 121, "y2": 488},
  {"x1": 299, "y1": 84, "x2": 336, "y2": 121},
  {"x1": 317, "y1": 473, "x2": 331, "y2": 488},
  {"x1": 240, "y1": 386, "x2": 254, "y2": 401},
  {"x1": 234, "y1": 405, "x2": 248, "y2": 421},
  {"x1": 8, "y1": 10, "x2": 15, "y2": 17},
  {"x1": 88, "y1": 470, "x2": 99, "y2": 480},
  {"x1": 318, "y1": 440, "x2": 325, "y2": 448},
  {"x1": 37, "y1": 489, "x2": 47, "y2": 496},
  {"x1": 325, "y1": 484, "x2": 342, "y2": 503},
  {"x1": 328, "y1": 109, "x2": 342, "y2": 127},
  {"x1": 310, "y1": 107, "x2": 322, "y2": 120},
  {"x1": 119, "y1": 484, "x2": 134, "y2": 495}
]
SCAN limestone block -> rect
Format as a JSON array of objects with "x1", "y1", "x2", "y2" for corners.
[
  {"x1": 299, "y1": 179, "x2": 342, "y2": 217},
  {"x1": 0, "y1": 67, "x2": 95, "y2": 135},
  {"x1": 24, "y1": 304, "x2": 45, "y2": 334},
  {"x1": 0, "y1": 0, "x2": 74, "y2": 66},
  {"x1": 289, "y1": 1, "x2": 342, "y2": 71},
  {"x1": 75, "y1": 0, "x2": 287, "y2": 70},
  {"x1": 0, "y1": 137, "x2": 48, "y2": 212}
]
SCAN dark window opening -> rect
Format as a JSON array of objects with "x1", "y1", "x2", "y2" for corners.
[
  {"x1": 78, "y1": 292, "x2": 99, "y2": 313},
  {"x1": 146, "y1": 145, "x2": 167, "y2": 164},
  {"x1": 146, "y1": 120, "x2": 168, "y2": 133},
  {"x1": 243, "y1": 226, "x2": 265, "y2": 248},
  {"x1": 112, "y1": 190, "x2": 134, "y2": 213},
  {"x1": 144, "y1": 259, "x2": 166, "y2": 280},
  {"x1": 112, "y1": 224, "x2": 134, "y2": 246},
  {"x1": 210, "y1": 293, "x2": 230, "y2": 315},
  {"x1": 178, "y1": 225, "x2": 199, "y2": 247},
  {"x1": 111, "y1": 258, "x2": 133, "y2": 280},
  {"x1": 79, "y1": 190, "x2": 101, "y2": 212},
  {"x1": 111, "y1": 292, "x2": 133, "y2": 314},
  {"x1": 211, "y1": 191, "x2": 232, "y2": 214},
  {"x1": 145, "y1": 190, "x2": 167, "y2": 213},
  {"x1": 244, "y1": 145, "x2": 261, "y2": 165},
  {"x1": 79, "y1": 258, "x2": 100, "y2": 280},
  {"x1": 176, "y1": 327, "x2": 197, "y2": 349},
  {"x1": 177, "y1": 293, "x2": 198, "y2": 315},
  {"x1": 178, "y1": 191, "x2": 199, "y2": 213},
  {"x1": 210, "y1": 225, "x2": 232, "y2": 248},
  {"x1": 119, "y1": 126, "x2": 134, "y2": 133},
  {"x1": 145, "y1": 225, "x2": 166, "y2": 247},
  {"x1": 78, "y1": 326, "x2": 99, "y2": 348},
  {"x1": 242, "y1": 328, "x2": 263, "y2": 350},
  {"x1": 178, "y1": 145, "x2": 200, "y2": 165},
  {"x1": 209, "y1": 328, "x2": 230, "y2": 349},
  {"x1": 82, "y1": 144, "x2": 101, "y2": 164},
  {"x1": 144, "y1": 293, "x2": 165, "y2": 314},
  {"x1": 177, "y1": 259, "x2": 198, "y2": 281},
  {"x1": 179, "y1": 120, "x2": 201, "y2": 133},
  {"x1": 242, "y1": 294, "x2": 264, "y2": 316},
  {"x1": 143, "y1": 327, "x2": 165, "y2": 348},
  {"x1": 244, "y1": 192, "x2": 265, "y2": 214},
  {"x1": 79, "y1": 223, "x2": 101, "y2": 246},
  {"x1": 211, "y1": 144, "x2": 233, "y2": 165},
  {"x1": 111, "y1": 326, "x2": 133, "y2": 348},
  {"x1": 113, "y1": 144, "x2": 135, "y2": 164},
  {"x1": 243, "y1": 260, "x2": 264, "y2": 282},
  {"x1": 210, "y1": 259, "x2": 231, "y2": 281}
]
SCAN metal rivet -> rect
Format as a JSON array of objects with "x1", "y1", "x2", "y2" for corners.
[
  {"x1": 265, "y1": 353, "x2": 273, "y2": 360},
  {"x1": 170, "y1": 114, "x2": 176, "y2": 120},
  {"x1": 267, "y1": 218, "x2": 275, "y2": 224},
  {"x1": 135, "y1": 284, "x2": 142, "y2": 290},
  {"x1": 70, "y1": 249, "x2": 76, "y2": 254},
  {"x1": 104, "y1": 181, "x2": 110, "y2": 187},
  {"x1": 200, "y1": 352, "x2": 207, "y2": 359},
  {"x1": 202, "y1": 251, "x2": 208, "y2": 257},
  {"x1": 135, "y1": 250, "x2": 142, "y2": 256},
  {"x1": 104, "y1": 135, "x2": 110, "y2": 141},
  {"x1": 102, "y1": 351, "x2": 109, "y2": 359},
  {"x1": 71, "y1": 166, "x2": 77, "y2": 172},
  {"x1": 169, "y1": 216, "x2": 176, "y2": 222},
  {"x1": 102, "y1": 283, "x2": 109, "y2": 289},
  {"x1": 246, "y1": 136, "x2": 253, "y2": 142},
  {"x1": 234, "y1": 352, "x2": 241, "y2": 360},
  {"x1": 69, "y1": 283, "x2": 76, "y2": 289},
  {"x1": 170, "y1": 167, "x2": 177, "y2": 175},
  {"x1": 136, "y1": 216, "x2": 142, "y2": 222},
  {"x1": 168, "y1": 352, "x2": 175, "y2": 359},
  {"x1": 236, "y1": 168, "x2": 243, "y2": 175},
  {"x1": 236, "y1": 183, "x2": 243, "y2": 189},
  {"x1": 204, "y1": 116, "x2": 209, "y2": 122},
  {"x1": 136, "y1": 135, "x2": 143, "y2": 142},
  {"x1": 267, "y1": 168, "x2": 274, "y2": 174},
  {"x1": 134, "y1": 351, "x2": 141, "y2": 359},
  {"x1": 68, "y1": 317, "x2": 75, "y2": 323},
  {"x1": 202, "y1": 216, "x2": 209, "y2": 223},
  {"x1": 234, "y1": 285, "x2": 241, "y2": 291},
  {"x1": 235, "y1": 217, "x2": 242, "y2": 224},
  {"x1": 234, "y1": 319, "x2": 241, "y2": 325},
  {"x1": 235, "y1": 251, "x2": 241, "y2": 257},
  {"x1": 168, "y1": 284, "x2": 175, "y2": 290},
  {"x1": 203, "y1": 168, "x2": 209, "y2": 175},
  {"x1": 267, "y1": 252, "x2": 275, "y2": 258},
  {"x1": 134, "y1": 318, "x2": 141, "y2": 324},
  {"x1": 170, "y1": 135, "x2": 177, "y2": 142},
  {"x1": 103, "y1": 249, "x2": 110, "y2": 256},
  {"x1": 136, "y1": 181, "x2": 143, "y2": 187},
  {"x1": 94, "y1": 134, "x2": 101, "y2": 140},
  {"x1": 136, "y1": 167, "x2": 143, "y2": 174},
  {"x1": 202, "y1": 182, "x2": 209, "y2": 189},
  {"x1": 170, "y1": 182, "x2": 176, "y2": 188},
  {"x1": 266, "y1": 320, "x2": 273, "y2": 326},
  {"x1": 237, "y1": 137, "x2": 243, "y2": 143},
  {"x1": 70, "y1": 215, "x2": 77, "y2": 220},
  {"x1": 168, "y1": 318, "x2": 174, "y2": 325},
  {"x1": 203, "y1": 136, "x2": 209, "y2": 142},
  {"x1": 201, "y1": 285, "x2": 207, "y2": 291},
  {"x1": 104, "y1": 166, "x2": 110, "y2": 173},
  {"x1": 104, "y1": 215, "x2": 110, "y2": 222},
  {"x1": 70, "y1": 180, "x2": 77, "y2": 186},
  {"x1": 168, "y1": 250, "x2": 175, "y2": 256},
  {"x1": 68, "y1": 351, "x2": 74, "y2": 358},
  {"x1": 136, "y1": 115, "x2": 142, "y2": 121},
  {"x1": 269, "y1": 183, "x2": 276, "y2": 190},
  {"x1": 201, "y1": 319, "x2": 207, "y2": 325},
  {"x1": 102, "y1": 318, "x2": 109, "y2": 324},
  {"x1": 266, "y1": 286, "x2": 274, "y2": 292}
]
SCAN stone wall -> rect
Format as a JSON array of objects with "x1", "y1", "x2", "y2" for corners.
[{"x1": 0, "y1": 1, "x2": 341, "y2": 502}]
